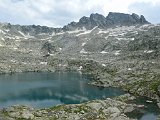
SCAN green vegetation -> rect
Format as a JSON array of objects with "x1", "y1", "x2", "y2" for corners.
[{"x1": 124, "y1": 72, "x2": 160, "y2": 98}]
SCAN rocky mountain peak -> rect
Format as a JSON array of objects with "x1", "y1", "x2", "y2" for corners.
[
  {"x1": 90, "y1": 13, "x2": 106, "y2": 21},
  {"x1": 106, "y1": 12, "x2": 150, "y2": 26},
  {"x1": 131, "y1": 13, "x2": 140, "y2": 20},
  {"x1": 90, "y1": 13, "x2": 106, "y2": 28},
  {"x1": 0, "y1": 12, "x2": 150, "y2": 33},
  {"x1": 63, "y1": 12, "x2": 150, "y2": 31},
  {"x1": 79, "y1": 16, "x2": 90, "y2": 24},
  {"x1": 140, "y1": 15, "x2": 148, "y2": 23}
]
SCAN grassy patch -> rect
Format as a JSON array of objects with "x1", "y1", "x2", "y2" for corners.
[
  {"x1": 124, "y1": 72, "x2": 160, "y2": 97},
  {"x1": 50, "y1": 105, "x2": 64, "y2": 111}
]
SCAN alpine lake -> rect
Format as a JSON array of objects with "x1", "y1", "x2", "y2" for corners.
[{"x1": 0, "y1": 71, "x2": 159, "y2": 120}]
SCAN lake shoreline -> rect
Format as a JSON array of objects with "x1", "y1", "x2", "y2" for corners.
[
  {"x1": 0, "y1": 58, "x2": 160, "y2": 109},
  {"x1": 0, "y1": 58, "x2": 160, "y2": 120},
  {"x1": 0, "y1": 94, "x2": 149, "y2": 120}
]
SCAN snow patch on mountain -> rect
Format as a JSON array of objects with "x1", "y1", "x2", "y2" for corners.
[
  {"x1": 100, "y1": 51, "x2": 108, "y2": 54},
  {"x1": 80, "y1": 48, "x2": 87, "y2": 54},
  {"x1": 76, "y1": 26, "x2": 98, "y2": 36},
  {"x1": 144, "y1": 50, "x2": 154, "y2": 53},
  {"x1": 81, "y1": 42, "x2": 86, "y2": 47},
  {"x1": 18, "y1": 31, "x2": 26, "y2": 37},
  {"x1": 114, "y1": 50, "x2": 121, "y2": 55}
]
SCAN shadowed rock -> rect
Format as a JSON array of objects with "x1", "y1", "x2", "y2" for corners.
[{"x1": 63, "y1": 12, "x2": 150, "y2": 31}]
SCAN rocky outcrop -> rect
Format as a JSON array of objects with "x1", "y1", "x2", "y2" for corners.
[
  {"x1": 128, "y1": 26, "x2": 160, "y2": 53},
  {"x1": 0, "y1": 22, "x2": 62, "y2": 36},
  {"x1": 63, "y1": 12, "x2": 150, "y2": 31},
  {"x1": 0, "y1": 12, "x2": 150, "y2": 33},
  {"x1": 106, "y1": 12, "x2": 149, "y2": 27},
  {"x1": 0, "y1": 96, "x2": 137, "y2": 120},
  {"x1": 0, "y1": 12, "x2": 150, "y2": 34}
]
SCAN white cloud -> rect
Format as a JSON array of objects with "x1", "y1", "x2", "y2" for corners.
[
  {"x1": 129, "y1": 1, "x2": 160, "y2": 24},
  {"x1": 0, "y1": 0, "x2": 159, "y2": 27},
  {"x1": 28, "y1": 0, "x2": 55, "y2": 13}
]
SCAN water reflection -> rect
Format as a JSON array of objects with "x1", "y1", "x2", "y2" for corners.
[
  {"x1": 125, "y1": 96, "x2": 160, "y2": 120},
  {"x1": 0, "y1": 72, "x2": 124, "y2": 108},
  {"x1": 0, "y1": 72, "x2": 159, "y2": 120}
]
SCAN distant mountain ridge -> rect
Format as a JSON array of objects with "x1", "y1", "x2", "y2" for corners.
[
  {"x1": 0, "y1": 12, "x2": 150, "y2": 35},
  {"x1": 63, "y1": 12, "x2": 150, "y2": 31}
]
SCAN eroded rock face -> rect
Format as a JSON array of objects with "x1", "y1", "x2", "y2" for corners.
[
  {"x1": 63, "y1": 12, "x2": 150, "y2": 31},
  {"x1": 106, "y1": 12, "x2": 149, "y2": 27}
]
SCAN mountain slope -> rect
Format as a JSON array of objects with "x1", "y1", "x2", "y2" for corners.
[{"x1": 0, "y1": 12, "x2": 160, "y2": 107}]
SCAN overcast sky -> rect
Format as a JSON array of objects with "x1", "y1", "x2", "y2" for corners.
[{"x1": 0, "y1": 0, "x2": 160, "y2": 27}]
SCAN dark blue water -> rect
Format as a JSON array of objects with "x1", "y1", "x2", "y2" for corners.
[{"x1": 0, "y1": 71, "x2": 159, "y2": 120}]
